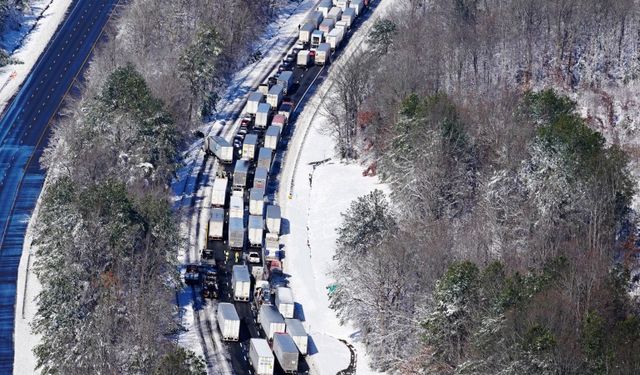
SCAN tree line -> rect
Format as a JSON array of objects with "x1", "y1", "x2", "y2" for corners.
[
  {"x1": 328, "y1": 1, "x2": 640, "y2": 373},
  {"x1": 32, "y1": 0, "x2": 288, "y2": 372}
]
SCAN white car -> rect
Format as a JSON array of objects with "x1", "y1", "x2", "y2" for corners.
[{"x1": 248, "y1": 251, "x2": 261, "y2": 264}]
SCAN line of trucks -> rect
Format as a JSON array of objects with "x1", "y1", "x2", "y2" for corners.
[{"x1": 196, "y1": 0, "x2": 371, "y2": 373}]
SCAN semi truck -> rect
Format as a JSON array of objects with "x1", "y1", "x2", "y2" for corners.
[
  {"x1": 285, "y1": 318, "x2": 308, "y2": 355},
  {"x1": 249, "y1": 215, "x2": 264, "y2": 248},
  {"x1": 254, "y1": 167, "x2": 268, "y2": 189},
  {"x1": 228, "y1": 217, "x2": 245, "y2": 250},
  {"x1": 341, "y1": 7, "x2": 355, "y2": 27},
  {"x1": 273, "y1": 333, "x2": 299, "y2": 374},
  {"x1": 303, "y1": 10, "x2": 323, "y2": 28},
  {"x1": 249, "y1": 338, "x2": 275, "y2": 375},
  {"x1": 277, "y1": 71, "x2": 293, "y2": 95},
  {"x1": 275, "y1": 287, "x2": 295, "y2": 319},
  {"x1": 315, "y1": 43, "x2": 331, "y2": 65},
  {"x1": 350, "y1": 0, "x2": 363, "y2": 15},
  {"x1": 326, "y1": 27, "x2": 344, "y2": 50},
  {"x1": 242, "y1": 133, "x2": 259, "y2": 160},
  {"x1": 256, "y1": 102, "x2": 272, "y2": 129},
  {"x1": 208, "y1": 208, "x2": 225, "y2": 240},
  {"x1": 246, "y1": 91, "x2": 264, "y2": 115},
  {"x1": 210, "y1": 176, "x2": 228, "y2": 207},
  {"x1": 229, "y1": 193, "x2": 244, "y2": 219},
  {"x1": 267, "y1": 84, "x2": 284, "y2": 109},
  {"x1": 317, "y1": 0, "x2": 332, "y2": 16},
  {"x1": 297, "y1": 50, "x2": 311, "y2": 68},
  {"x1": 257, "y1": 147, "x2": 273, "y2": 172},
  {"x1": 204, "y1": 136, "x2": 233, "y2": 163},
  {"x1": 327, "y1": 6, "x2": 343, "y2": 22},
  {"x1": 266, "y1": 205, "x2": 281, "y2": 234},
  {"x1": 232, "y1": 265, "x2": 251, "y2": 301},
  {"x1": 264, "y1": 125, "x2": 281, "y2": 150},
  {"x1": 258, "y1": 305, "x2": 286, "y2": 341},
  {"x1": 298, "y1": 22, "x2": 314, "y2": 44},
  {"x1": 311, "y1": 30, "x2": 324, "y2": 48},
  {"x1": 233, "y1": 159, "x2": 250, "y2": 191},
  {"x1": 217, "y1": 303, "x2": 240, "y2": 341}
]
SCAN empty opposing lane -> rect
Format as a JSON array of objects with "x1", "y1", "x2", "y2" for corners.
[{"x1": 0, "y1": 1, "x2": 118, "y2": 372}]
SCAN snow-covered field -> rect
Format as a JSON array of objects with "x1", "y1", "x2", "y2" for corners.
[{"x1": 0, "y1": 0, "x2": 73, "y2": 112}]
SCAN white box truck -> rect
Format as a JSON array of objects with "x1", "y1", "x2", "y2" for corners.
[
  {"x1": 217, "y1": 303, "x2": 240, "y2": 341},
  {"x1": 275, "y1": 287, "x2": 295, "y2": 319},
  {"x1": 341, "y1": 7, "x2": 355, "y2": 27},
  {"x1": 298, "y1": 22, "x2": 314, "y2": 44},
  {"x1": 264, "y1": 125, "x2": 281, "y2": 150},
  {"x1": 233, "y1": 159, "x2": 250, "y2": 191},
  {"x1": 242, "y1": 133, "x2": 259, "y2": 161},
  {"x1": 256, "y1": 102, "x2": 271, "y2": 129},
  {"x1": 254, "y1": 167, "x2": 268, "y2": 189},
  {"x1": 250, "y1": 188, "x2": 265, "y2": 216},
  {"x1": 297, "y1": 50, "x2": 311, "y2": 68},
  {"x1": 350, "y1": 0, "x2": 363, "y2": 15},
  {"x1": 319, "y1": 18, "x2": 335, "y2": 33},
  {"x1": 228, "y1": 217, "x2": 244, "y2": 250},
  {"x1": 267, "y1": 84, "x2": 284, "y2": 109},
  {"x1": 257, "y1": 147, "x2": 273, "y2": 172},
  {"x1": 232, "y1": 265, "x2": 251, "y2": 301},
  {"x1": 304, "y1": 10, "x2": 323, "y2": 28},
  {"x1": 246, "y1": 91, "x2": 264, "y2": 115},
  {"x1": 258, "y1": 305, "x2": 286, "y2": 340},
  {"x1": 335, "y1": 0, "x2": 349, "y2": 10},
  {"x1": 272, "y1": 114, "x2": 287, "y2": 129},
  {"x1": 208, "y1": 208, "x2": 224, "y2": 240},
  {"x1": 210, "y1": 176, "x2": 228, "y2": 207},
  {"x1": 249, "y1": 215, "x2": 264, "y2": 248},
  {"x1": 273, "y1": 333, "x2": 299, "y2": 374},
  {"x1": 327, "y1": 6, "x2": 342, "y2": 22},
  {"x1": 317, "y1": 0, "x2": 332, "y2": 16},
  {"x1": 285, "y1": 318, "x2": 308, "y2": 355},
  {"x1": 204, "y1": 136, "x2": 233, "y2": 163},
  {"x1": 326, "y1": 27, "x2": 344, "y2": 50},
  {"x1": 229, "y1": 194, "x2": 244, "y2": 219},
  {"x1": 266, "y1": 205, "x2": 281, "y2": 234},
  {"x1": 277, "y1": 71, "x2": 293, "y2": 95},
  {"x1": 249, "y1": 338, "x2": 275, "y2": 375},
  {"x1": 315, "y1": 43, "x2": 331, "y2": 65}
]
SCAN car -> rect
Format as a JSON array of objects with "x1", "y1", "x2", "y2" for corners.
[
  {"x1": 238, "y1": 127, "x2": 248, "y2": 136},
  {"x1": 240, "y1": 116, "x2": 252, "y2": 127},
  {"x1": 282, "y1": 98, "x2": 295, "y2": 107},
  {"x1": 291, "y1": 47, "x2": 301, "y2": 56},
  {"x1": 248, "y1": 251, "x2": 261, "y2": 264},
  {"x1": 280, "y1": 60, "x2": 293, "y2": 71},
  {"x1": 285, "y1": 55, "x2": 295, "y2": 64},
  {"x1": 233, "y1": 139, "x2": 242, "y2": 149},
  {"x1": 308, "y1": 50, "x2": 316, "y2": 59},
  {"x1": 294, "y1": 40, "x2": 306, "y2": 50},
  {"x1": 184, "y1": 264, "x2": 200, "y2": 284},
  {"x1": 268, "y1": 76, "x2": 278, "y2": 86},
  {"x1": 201, "y1": 248, "x2": 214, "y2": 260}
]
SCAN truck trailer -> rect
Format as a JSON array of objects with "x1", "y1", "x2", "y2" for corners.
[
  {"x1": 341, "y1": 7, "x2": 355, "y2": 27},
  {"x1": 228, "y1": 217, "x2": 245, "y2": 250},
  {"x1": 273, "y1": 333, "x2": 299, "y2": 374},
  {"x1": 266, "y1": 205, "x2": 281, "y2": 234},
  {"x1": 258, "y1": 305, "x2": 286, "y2": 341},
  {"x1": 257, "y1": 147, "x2": 273, "y2": 172},
  {"x1": 208, "y1": 208, "x2": 225, "y2": 240},
  {"x1": 303, "y1": 10, "x2": 323, "y2": 28},
  {"x1": 326, "y1": 27, "x2": 344, "y2": 50},
  {"x1": 267, "y1": 84, "x2": 284, "y2": 109},
  {"x1": 249, "y1": 338, "x2": 275, "y2": 375},
  {"x1": 255, "y1": 102, "x2": 272, "y2": 129},
  {"x1": 242, "y1": 133, "x2": 259, "y2": 161},
  {"x1": 275, "y1": 287, "x2": 295, "y2": 319},
  {"x1": 264, "y1": 125, "x2": 281, "y2": 150},
  {"x1": 277, "y1": 71, "x2": 293, "y2": 95},
  {"x1": 315, "y1": 43, "x2": 331, "y2": 65},
  {"x1": 297, "y1": 50, "x2": 311, "y2": 68},
  {"x1": 250, "y1": 187, "x2": 265, "y2": 216},
  {"x1": 319, "y1": 18, "x2": 335, "y2": 33},
  {"x1": 204, "y1": 136, "x2": 233, "y2": 163},
  {"x1": 249, "y1": 215, "x2": 264, "y2": 248},
  {"x1": 350, "y1": 0, "x2": 363, "y2": 15},
  {"x1": 217, "y1": 303, "x2": 240, "y2": 341},
  {"x1": 327, "y1": 6, "x2": 343, "y2": 22},
  {"x1": 233, "y1": 159, "x2": 250, "y2": 191},
  {"x1": 229, "y1": 193, "x2": 244, "y2": 219},
  {"x1": 254, "y1": 167, "x2": 268, "y2": 189},
  {"x1": 317, "y1": 0, "x2": 332, "y2": 16},
  {"x1": 298, "y1": 22, "x2": 314, "y2": 44},
  {"x1": 265, "y1": 233, "x2": 280, "y2": 259},
  {"x1": 232, "y1": 265, "x2": 251, "y2": 301},
  {"x1": 246, "y1": 91, "x2": 264, "y2": 115},
  {"x1": 210, "y1": 176, "x2": 228, "y2": 207},
  {"x1": 285, "y1": 318, "x2": 308, "y2": 355}
]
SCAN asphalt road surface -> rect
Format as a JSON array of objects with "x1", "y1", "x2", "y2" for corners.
[{"x1": 0, "y1": 0, "x2": 118, "y2": 372}]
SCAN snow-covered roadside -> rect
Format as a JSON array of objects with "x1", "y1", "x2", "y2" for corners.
[
  {"x1": 0, "y1": 0, "x2": 73, "y2": 112},
  {"x1": 13, "y1": 193, "x2": 43, "y2": 374},
  {"x1": 274, "y1": 1, "x2": 396, "y2": 373}
]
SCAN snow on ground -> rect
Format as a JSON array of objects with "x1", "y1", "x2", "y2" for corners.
[
  {"x1": 13, "y1": 197, "x2": 42, "y2": 375},
  {"x1": 0, "y1": 0, "x2": 73, "y2": 112}
]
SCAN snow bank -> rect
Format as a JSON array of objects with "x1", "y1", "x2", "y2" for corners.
[{"x1": 0, "y1": 0, "x2": 73, "y2": 112}]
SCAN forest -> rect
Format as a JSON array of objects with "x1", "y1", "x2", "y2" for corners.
[
  {"x1": 31, "y1": 0, "x2": 287, "y2": 373},
  {"x1": 329, "y1": 1, "x2": 640, "y2": 374}
]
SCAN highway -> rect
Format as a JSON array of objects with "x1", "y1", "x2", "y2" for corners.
[{"x1": 0, "y1": 0, "x2": 118, "y2": 372}]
